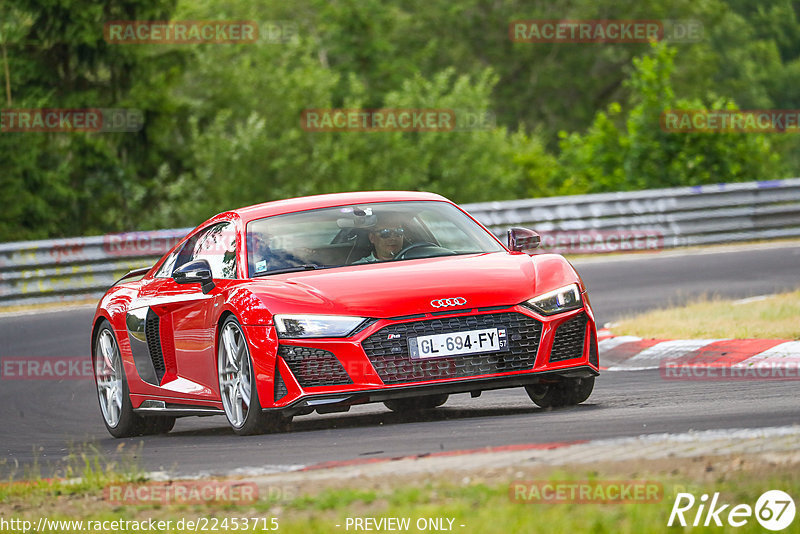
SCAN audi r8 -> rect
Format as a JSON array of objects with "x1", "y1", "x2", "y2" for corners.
[{"x1": 91, "y1": 191, "x2": 599, "y2": 437}]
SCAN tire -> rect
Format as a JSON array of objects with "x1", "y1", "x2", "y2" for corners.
[
  {"x1": 94, "y1": 320, "x2": 175, "y2": 438},
  {"x1": 525, "y1": 376, "x2": 595, "y2": 408},
  {"x1": 384, "y1": 394, "x2": 449, "y2": 413},
  {"x1": 142, "y1": 416, "x2": 177, "y2": 434},
  {"x1": 218, "y1": 316, "x2": 292, "y2": 435}
]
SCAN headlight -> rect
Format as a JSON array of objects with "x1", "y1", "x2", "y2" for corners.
[
  {"x1": 525, "y1": 284, "x2": 582, "y2": 315},
  {"x1": 273, "y1": 314, "x2": 367, "y2": 338}
]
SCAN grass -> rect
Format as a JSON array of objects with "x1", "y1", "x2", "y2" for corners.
[
  {"x1": 0, "y1": 442, "x2": 145, "y2": 501},
  {"x1": 1, "y1": 467, "x2": 797, "y2": 533},
  {"x1": 0, "y1": 434, "x2": 796, "y2": 533},
  {"x1": 611, "y1": 289, "x2": 800, "y2": 339}
]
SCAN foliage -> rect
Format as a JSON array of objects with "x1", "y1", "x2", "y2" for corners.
[
  {"x1": 1, "y1": 0, "x2": 799, "y2": 240},
  {"x1": 152, "y1": 33, "x2": 556, "y2": 224},
  {"x1": 554, "y1": 43, "x2": 782, "y2": 194}
]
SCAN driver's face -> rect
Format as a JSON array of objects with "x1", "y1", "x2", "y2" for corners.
[{"x1": 369, "y1": 225, "x2": 405, "y2": 261}]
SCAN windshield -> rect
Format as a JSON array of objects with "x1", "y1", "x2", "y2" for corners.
[{"x1": 245, "y1": 201, "x2": 504, "y2": 277}]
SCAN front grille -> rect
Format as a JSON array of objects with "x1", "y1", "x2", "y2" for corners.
[
  {"x1": 361, "y1": 312, "x2": 543, "y2": 385},
  {"x1": 278, "y1": 345, "x2": 352, "y2": 387},
  {"x1": 549, "y1": 312, "x2": 588, "y2": 363},
  {"x1": 145, "y1": 309, "x2": 165, "y2": 382}
]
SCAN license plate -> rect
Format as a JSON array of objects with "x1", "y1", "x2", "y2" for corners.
[{"x1": 408, "y1": 328, "x2": 508, "y2": 359}]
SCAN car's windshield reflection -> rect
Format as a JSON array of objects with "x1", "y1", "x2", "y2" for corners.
[{"x1": 245, "y1": 201, "x2": 503, "y2": 277}]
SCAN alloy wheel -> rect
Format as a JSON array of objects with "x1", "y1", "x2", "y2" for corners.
[
  {"x1": 218, "y1": 321, "x2": 253, "y2": 428},
  {"x1": 95, "y1": 329, "x2": 123, "y2": 428}
]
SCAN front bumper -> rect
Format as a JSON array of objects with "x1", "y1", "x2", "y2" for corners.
[
  {"x1": 257, "y1": 303, "x2": 599, "y2": 413},
  {"x1": 274, "y1": 365, "x2": 598, "y2": 416}
]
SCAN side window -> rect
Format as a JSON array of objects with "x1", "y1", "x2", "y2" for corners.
[
  {"x1": 178, "y1": 223, "x2": 238, "y2": 279},
  {"x1": 153, "y1": 249, "x2": 180, "y2": 278}
]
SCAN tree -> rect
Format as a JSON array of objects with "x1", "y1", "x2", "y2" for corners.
[
  {"x1": 0, "y1": 0, "x2": 186, "y2": 241},
  {"x1": 556, "y1": 42, "x2": 783, "y2": 194},
  {"x1": 152, "y1": 31, "x2": 556, "y2": 225}
]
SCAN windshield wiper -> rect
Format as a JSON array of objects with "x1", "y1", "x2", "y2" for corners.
[{"x1": 253, "y1": 264, "x2": 325, "y2": 277}]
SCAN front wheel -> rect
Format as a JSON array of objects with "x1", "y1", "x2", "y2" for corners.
[
  {"x1": 94, "y1": 321, "x2": 175, "y2": 437},
  {"x1": 218, "y1": 316, "x2": 292, "y2": 435},
  {"x1": 525, "y1": 376, "x2": 595, "y2": 408},
  {"x1": 384, "y1": 394, "x2": 449, "y2": 412}
]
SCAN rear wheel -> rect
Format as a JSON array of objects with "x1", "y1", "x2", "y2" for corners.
[
  {"x1": 384, "y1": 394, "x2": 449, "y2": 413},
  {"x1": 93, "y1": 321, "x2": 175, "y2": 437},
  {"x1": 525, "y1": 376, "x2": 595, "y2": 408},
  {"x1": 218, "y1": 316, "x2": 291, "y2": 435}
]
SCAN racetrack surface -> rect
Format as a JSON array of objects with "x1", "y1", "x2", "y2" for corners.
[{"x1": 1, "y1": 244, "x2": 798, "y2": 479}]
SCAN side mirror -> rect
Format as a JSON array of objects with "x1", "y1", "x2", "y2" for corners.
[
  {"x1": 173, "y1": 259, "x2": 216, "y2": 294},
  {"x1": 508, "y1": 227, "x2": 541, "y2": 252}
]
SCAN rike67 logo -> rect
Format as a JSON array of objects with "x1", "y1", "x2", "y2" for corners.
[{"x1": 669, "y1": 490, "x2": 795, "y2": 531}]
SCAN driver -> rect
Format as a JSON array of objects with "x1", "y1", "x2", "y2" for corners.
[{"x1": 355, "y1": 214, "x2": 406, "y2": 263}]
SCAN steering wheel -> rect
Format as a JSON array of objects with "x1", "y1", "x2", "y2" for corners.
[{"x1": 393, "y1": 241, "x2": 438, "y2": 260}]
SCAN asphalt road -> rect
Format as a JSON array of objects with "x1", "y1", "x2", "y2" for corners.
[{"x1": 1, "y1": 244, "x2": 798, "y2": 479}]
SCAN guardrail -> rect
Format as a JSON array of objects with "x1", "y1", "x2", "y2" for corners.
[
  {"x1": 1, "y1": 178, "x2": 799, "y2": 307},
  {"x1": 468, "y1": 178, "x2": 800, "y2": 250},
  {"x1": 0, "y1": 229, "x2": 191, "y2": 308}
]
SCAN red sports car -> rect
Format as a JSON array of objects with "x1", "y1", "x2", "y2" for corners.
[{"x1": 91, "y1": 191, "x2": 599, "y2": 437}]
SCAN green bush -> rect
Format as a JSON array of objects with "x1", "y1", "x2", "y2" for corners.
[{"x1": 555, "y1": 43, "x2": 783, "y2": 195}]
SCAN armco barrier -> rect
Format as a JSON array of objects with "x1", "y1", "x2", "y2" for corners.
[
  {"x1": 465, "y1": 178, "x2": 800, "y2": 247},
  {"x1": 0, "y1": 229, "x2": 191, "y2": 307},
  {"x1": 1, "y1": 179, "x2": 799, "y2": 307}
]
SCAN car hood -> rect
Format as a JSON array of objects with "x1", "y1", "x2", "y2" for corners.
[{"x1": 242, "y1": 252, "x2": 578, "y2": 319}]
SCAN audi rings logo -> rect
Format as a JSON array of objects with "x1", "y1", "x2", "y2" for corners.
[{"x1": 430, "y1": 297, "x2": 467, "y2": 308}]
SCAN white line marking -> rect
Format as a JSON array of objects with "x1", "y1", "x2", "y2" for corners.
[
  {"x1": 606, "y1": 339, "x2": 722, "y2": 370},
  {"x1": 598, "y1": 335, "x2": 642, "y2": 352},
  {"x1": 586, "y1": 425, "x2": 800, "y2": 446},
  {"x1": 733, "y1": 341, "x2": 800, "y2": 367},
  {"x1": 733, "y1": 294, "x2": 773, "y2": 305},
  {"x1": 146, "y1": 465, "x2": 306, "y2": 481}
]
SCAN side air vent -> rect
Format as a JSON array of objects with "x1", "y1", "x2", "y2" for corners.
[
  {"x1": 145, "y1": 309, "x2": 166, "y2": 382},
  {"x1": 589, "y1": 328, "x2": 599, "y2": 367},
  {"x1": 274, "y1": 364, "x2": 289, "y2": 401}
]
